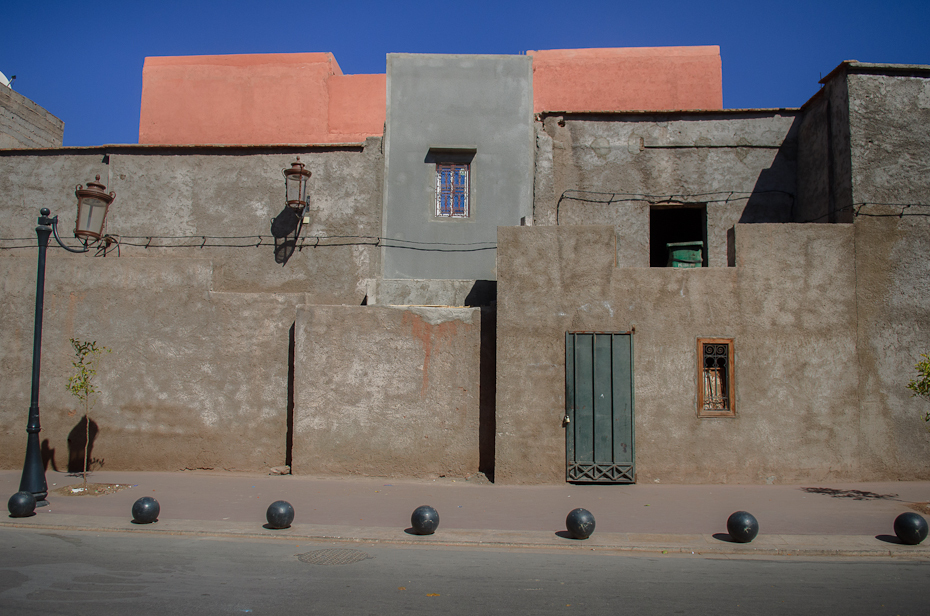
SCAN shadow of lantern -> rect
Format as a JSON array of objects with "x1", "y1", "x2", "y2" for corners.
[{"x1": 271, "y1": 206, "x2": 301, "y2": 265}]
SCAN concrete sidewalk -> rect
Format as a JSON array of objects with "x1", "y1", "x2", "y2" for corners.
[{"x1": 2, "y1": 470, "x2": 929, "y2": 559}]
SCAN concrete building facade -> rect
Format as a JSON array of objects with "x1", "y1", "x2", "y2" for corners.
[{"x1": 1, "y1": 50, "x2": 928, "y2": 484}]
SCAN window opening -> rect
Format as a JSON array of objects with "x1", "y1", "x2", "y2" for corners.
[
  {"x1": 650, "y1": 205, "x2": 707, "y2": 267},
  {"x1": 698, "y1": 338, "x2": 735, "y2": 417},
  {"x1": 436, "y1": 163, "x2": 469, "y2": 218}
]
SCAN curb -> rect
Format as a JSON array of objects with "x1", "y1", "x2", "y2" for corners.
[{"x1": 3, "y1": 516, "x2": 929, "y2": 560}]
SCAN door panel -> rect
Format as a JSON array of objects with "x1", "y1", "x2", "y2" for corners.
[{"x1": 565, "y1": 332, "x2": 635, "y2": 483}]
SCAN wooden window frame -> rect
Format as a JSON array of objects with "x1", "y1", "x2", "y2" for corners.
[{"x1": 697, "y1": 337, "x2": 735, "y2": 418}]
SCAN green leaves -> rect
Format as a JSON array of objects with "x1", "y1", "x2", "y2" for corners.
[
  {"x1": 67, "y1": 338, "x2": 110, "y2": 406},
  {"x1": 906, "y1": 353, "x2": 930, "y2": 424}
]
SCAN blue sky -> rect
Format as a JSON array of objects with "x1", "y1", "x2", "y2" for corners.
[{"x1": 3, "y1": 0, "x2": 929, "y2": 147}]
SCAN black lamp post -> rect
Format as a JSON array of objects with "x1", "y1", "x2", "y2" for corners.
[{"x1": 19, "y1": 175, "x2": 114, "y2": 506}]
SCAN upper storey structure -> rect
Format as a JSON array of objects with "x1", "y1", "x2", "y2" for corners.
[
  {"x1": 138, "y1": 52, "x2": 386, "y2": 145},
  {"x1": 138, "y1": 46, "x2": 723, "y2": 145}
]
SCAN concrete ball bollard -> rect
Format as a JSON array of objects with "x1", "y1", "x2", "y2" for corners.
[
  {"x1": 566, "y1": 508, "x2": 596, "y2": 540},
  {"x1": 131, "y1": 497, "x2": 160, "y2": 524},
  {"x1": 8, "y1": 491, "x2": 37, "y2": 518},
  {"x1": 726, "y1": 511, "x2": 759, "y2": 543},
  {"x1": 266, "y1": 500, "x2": 295, "y2": 529},
  {"x1": 893, "y1": 512, "x2": 929, "y2": 545},
  {"x1": 410, "y1": 505, "x2": 440, "y2": 535}
]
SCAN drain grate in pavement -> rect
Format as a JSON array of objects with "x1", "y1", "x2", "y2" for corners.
[{"x1": 297, "y1": 549, "x2": 374, "y2": 566}]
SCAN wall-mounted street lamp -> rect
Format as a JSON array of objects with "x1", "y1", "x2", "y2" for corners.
[
  {"x1": 283, "y1": 156, "x2": 311, "y2": 212},
  {"x1": 19, "y1": 175, "x2": 115, "y2": 506},
  {"x1": 272, "y1": 157, "x2": 312, "y2": 265}
]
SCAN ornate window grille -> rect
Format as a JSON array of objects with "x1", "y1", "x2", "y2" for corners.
[
  {"x1": 698, "y1": 338, "x2": 735, "y2": 417},
  {"x1": 435, "y1": 163, "x2": 469, "y2": 218}
]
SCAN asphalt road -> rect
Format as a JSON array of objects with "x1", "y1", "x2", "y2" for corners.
[{"x1": 1, "y1": 528, "x2": 928, "y2": 615}]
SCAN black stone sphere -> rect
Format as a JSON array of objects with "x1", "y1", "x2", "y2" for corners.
[
  {"x1": 893, "y1": 512, "x2": 929, "y2": 545},
  {"x1": 131, "y1": 496, "x2": 160, "y2": 524},
  {"x1": 566, "y1": 507, "x2": 596, "y2": 540},
  {"x1": 410, "y1": 505, "x2": 440, "y2": 535},
  {"x1": 8, "y1": 491, "x2": 36, "y2": 518},
  {"x1": 266, "y1": 500, "x2": 295, "y2": 529},
  {"x1": 726, "y1": 510, "x2": 759, "y2": 543}
]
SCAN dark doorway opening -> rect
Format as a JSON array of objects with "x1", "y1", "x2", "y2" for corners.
[{"x1": 649, "y1": 205, "x2": 707, "y2": 267}]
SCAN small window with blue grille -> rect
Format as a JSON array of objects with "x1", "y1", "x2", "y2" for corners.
[{"x1": 435, "y1": 162, "x2": 470, "y2": 218}]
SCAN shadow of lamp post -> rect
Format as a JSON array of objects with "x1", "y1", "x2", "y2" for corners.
[
  {"x1": 271, "y1": 156, "x2": 311, "y2": 265},
  {"x1": 19, "y1": 175, "x2": 115, "y2": 506}
]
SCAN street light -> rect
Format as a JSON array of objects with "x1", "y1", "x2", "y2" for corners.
[
  {"x1": 283, "y1": 156, "x2": 311, "y2": 211},
  {"x1": 19, "y1": 175, "x2": 114, "y2": 506}
]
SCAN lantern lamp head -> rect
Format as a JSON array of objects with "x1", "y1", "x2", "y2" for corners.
[
  {"x1": 74, "y1": 175, "x2": 115, "y2": 241},
  {"x1": 283, "y1": 157, "x2": 311, "y2": 211}
]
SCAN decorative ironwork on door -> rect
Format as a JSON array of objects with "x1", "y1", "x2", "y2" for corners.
[{"x1": 565, "y1": 332, "x2": 635, "y2": 483}]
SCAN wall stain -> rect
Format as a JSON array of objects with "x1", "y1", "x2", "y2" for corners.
[{"x1": 403, "y1": 312, "x2": 461, "y2": 398}]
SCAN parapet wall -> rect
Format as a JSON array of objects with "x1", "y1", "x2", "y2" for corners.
[
  {"x1": 528, "y1": 46, "x2": 722, "y2": 114},
  {"x1": 139, "y1": 53, "x2": 386, "y2": 145},
  {"x1": 0, "y1": 86, "x2": 64, "y2": 149}
]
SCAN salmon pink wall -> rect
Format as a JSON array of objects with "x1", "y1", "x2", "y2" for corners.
[
  {"x1": 528, "y1": 46, "x2": 723, "y2": 113},
  {"x1": 328, "y1": 74, "x2": 386, "y2": 138},
  {"x1": 139, "y1": 53, "x2": 385, "y2": 145},
  {"x1": 138, "y1": 47, "x2": 722, "y2": 145}
]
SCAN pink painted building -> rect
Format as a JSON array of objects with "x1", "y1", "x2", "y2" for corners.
[{"x1": 138, "y1": 46, "x2": 722, "y2": 145}]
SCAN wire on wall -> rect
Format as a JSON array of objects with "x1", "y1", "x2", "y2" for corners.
[
  {"x1": 554, "y1": 189, "x2": 930, "y2": 225},
  {"x1": 0, "y1": 234, "x2": 499, "y2": 252}
]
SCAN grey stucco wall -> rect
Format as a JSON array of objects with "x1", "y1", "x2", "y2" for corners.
[
  {"x1": 796, "y1": 71, "x2": 853, "y2": 224},
  {"x1": 0, "y1": 143, "x2": 383, "y2": 472},
  {"x1": 845, "y1": 68, "x2": 930, "y2": 479},
  {"x1": 496, "y1": 223, "x2": 871, "y2": 484},
  {"x1": 292, "y1": 305, "x2": 482, "y2": 477},
  {"x1": 0, "y1": 256, "x2": 306, "y2": 472},
  {"x1": 0, "y1": 87, "x2": 64, "y2": 149},
  {"x1": 534, "y1": 111, "x2": 800, "y2": 268},
  {"x1": 382, "y1": 54, "x2": 534, "y2": 282},
  {"x1": 0, "y1": 141, "x2": 383, "y2": 298}
]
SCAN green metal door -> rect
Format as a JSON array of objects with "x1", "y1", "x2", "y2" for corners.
[{"x1": 565, "y1": 332, "x2": 635, "y2": 483}]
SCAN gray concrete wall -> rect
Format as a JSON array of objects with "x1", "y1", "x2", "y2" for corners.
[
  {"x1": 796, "y1": 71, "x2": 853, "y2": 224},
  {"x1": 845, "y1": 67, "x2": 930, "y2": 479},
  {"x1": 0, "y1": 256, "x2": 306, "y2": 472},
  {"x1": 534, "y1": 111, "x2": 800, "y2": 267},
  {"x1": 292, "y1": 305, "x2": 482, "y2": 477},
  {"x1": 382, "y1": 54, "x2": 534, "y2": 282},
  {"x1": 0, "y1": 87, "x2": 64, "y2": 149},
  {"x1": 496, "y1": 223, "x2": 871, "y2": 484},
  {"x1": 0, "y1": 142, "x2": 384, "y2": 472},
  {"x1": 0, "y1": 141, "x2": 383, "y2": 298}
]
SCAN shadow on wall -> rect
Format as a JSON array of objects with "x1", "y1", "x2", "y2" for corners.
[
  {"x1": 67, "y1": 415, "x2": 102, "y2": 474},
  {"x1": 466, "y1": 280, "x2": 497, "y2": 482},
  {"x1": 738, "y1": 115, "x2": 802, "y2": 224},
  {"x1": 41, "y1": 439, "x2": 59, "y2": 472}
]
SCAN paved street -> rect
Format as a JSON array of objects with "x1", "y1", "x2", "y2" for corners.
[{"x1": 2, "y1": 528, "x2": 929, "y2": 615}]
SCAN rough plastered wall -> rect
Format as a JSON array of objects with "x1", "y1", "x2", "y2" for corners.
[
  {"x1": 0, "y1": 142, "x2": 382, "y2": 472},
  {"x1": 0, "y1": 86, "x2": 64, "y2": 149},
  {"x1": 496, "y1": 224, "x2": 862, "y2": 484},
  {"x1": 796, "y1": 68, "x2": 853, "y2": 225},
  {"x1": 534, "y1": 111, "x2": 800, "y2": 267},
  {"x1": 846, "y1": 68, "x2": 930, "y2": 479},
  {"x1": 292, "y1": 305, "x2": 481, "y2": 478}
]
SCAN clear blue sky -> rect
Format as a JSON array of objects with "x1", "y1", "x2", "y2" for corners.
[{"x1": 3, "y1": 0, "x2": 929, "y2": 147}]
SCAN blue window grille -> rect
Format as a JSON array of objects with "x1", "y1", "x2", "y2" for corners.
[{"x1": 436, "y1": 163, "x2": 469, "y2": 217}]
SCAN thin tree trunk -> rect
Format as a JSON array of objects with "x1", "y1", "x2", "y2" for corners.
[{"x1": 83, "y1": 406, "x2": 89, "y2": 489}]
